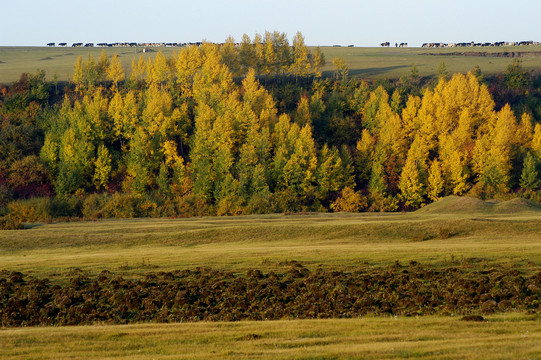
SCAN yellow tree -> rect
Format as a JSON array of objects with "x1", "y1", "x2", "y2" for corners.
[
  {"x1": 311, "y1": 47, "x2": 326, "y2": 78},
  {"x1": 220, "y1": 36, "x2": 240, "y2": 77},
  {"x1": 97, "y1": 50, "x2": 110, "y2": 82},
  {"x1": 399, "y1": 149, "x2": 425, "y2": 209},
  {"x1": 253, "y1": 33, "x2": 265, "y2": 75},
  {"x1": 263, "y1": 31, "x2": 277, "y2": 75},
  {"x1": 73, "y1": 56, "x2": 84, "y2": 91},
  {"x1": 239, "y1": 34, "x2": 255, "y2": 74},
  {"x1": 148, "y1": 51, "x2": 169, "y2": 86},
  {"x1": 532, "y1": 123, "x2": 541, "y2": 158},
  {"x1": 106, "y1": 54, "x2": 125, "y2": 88},
  {"x1": 176, "y1": 45, "x2": 203, "y2": 98},
  {"x1": 130, "y1": 55, "x2": 147, "y2": 83},
  {"x1": 291, "y1": 31, "x2": 311, "y2": 78},
  {"x1": 427, "y1": 158, "x2": 445, "y2": 201},
  {"x1": 93, "y1": 144, "x2": 112, "y2": 190}
]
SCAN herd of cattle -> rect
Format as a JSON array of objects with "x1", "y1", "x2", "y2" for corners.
[
  {"x1": 45, "y1": 41, "x2": 541, "y2": 49},
  {"x1": 46, "y1": 42, "x2": 202, "y2": 48},
  {"x1": 381, "y1": 41, "x2": 540, "y2": 48}
]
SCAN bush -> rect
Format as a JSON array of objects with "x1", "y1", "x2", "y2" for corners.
[
  {"x1": 272, "y1": 188, "x2": 302, "y2": 213},
  {"x1": 175, "y1": 194, "x2": 214, "y2": 217},
  {"x1": 330, "y1": 187, "x2": 368, "y2": 212},
  {"x1": 0, "y1": 216, "x2": 24, "y2": 230},
  {"x1": 49, "y1": 196, "x2": 83, "y2": 218},
  {"x1": 7, "y1": 198, "x2": 51, "y2": 222},
  {"x1": 244, "y1": 193, "x2": 276, "y2": 214},
  {"x1": 216, "y1": 195, "x2": 244, "y2": 216},
  {"x1": 83, "y1": 193, "x2": 159, "y2": 219}
]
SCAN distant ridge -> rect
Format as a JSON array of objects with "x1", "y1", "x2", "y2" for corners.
[{"x1": 415, "y1": 196, "x2": 541, "y2": 214}]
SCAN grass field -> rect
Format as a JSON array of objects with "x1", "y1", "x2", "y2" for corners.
[
  {"x1": 1, "y1": 197, "x2": 540, "y2": 358},
  {"x1": 1, "y1": 205, "x2": 541, "y2": 280},
  {"x1": 1, "y1": 314, "x2": 540, "y2": 359},
  {"x1": 1, "y1": 45, "x2": 541, "y2": 84}
]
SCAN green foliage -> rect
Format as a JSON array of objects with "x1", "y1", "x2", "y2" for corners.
[
  {"x1": 520, "y1": 152, "x2": 540, "y2": 190},
  {"x1": 2, "y1": 35, "x2": 541, "y2": 220}
]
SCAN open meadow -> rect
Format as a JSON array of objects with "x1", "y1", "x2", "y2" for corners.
[
  {"x1": 0, "y1": 197, "x2": 540, "y2": 359},
  {"x1": 1, "y1": 45, "x2": 541, "y2": 83}
]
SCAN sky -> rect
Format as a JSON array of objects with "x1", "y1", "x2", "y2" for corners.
[{"x1": 1, "y1": 0, "x2": 540, "y2": 47}]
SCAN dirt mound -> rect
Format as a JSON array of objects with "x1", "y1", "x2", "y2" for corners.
[
  {"x1": 493, "y1": 198, "x2": 541, "y2": 214},
  {"x1": 416, "y1": 196, "x2": 494, "y2": 214}
]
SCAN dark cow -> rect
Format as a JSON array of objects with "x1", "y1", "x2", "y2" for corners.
[
  {"x1": 380, "y1": 42, "x2": 390, "y2": 47},
  {"x1": 46, "y1": 42, "x2": 55, "y2": 47},
  {"x1": 58, "y1": 42, "x2": 67, "y2": 47}
]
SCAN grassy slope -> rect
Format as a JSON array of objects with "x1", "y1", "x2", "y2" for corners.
[
  {"x1": 1, "y1": 205, "x2": 540, "y2": 280},
  {"x1": 1, "y1": 202, "x2": 540, "y2": 359},
  {"x1": 1, "y1": 45, "x2": 541, "y2": 83},
  {"x1": 1, "y1": 314, "x2": 540, "y2": 359}
]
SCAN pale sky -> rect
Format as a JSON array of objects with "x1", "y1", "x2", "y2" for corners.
[{"x1": 2, "y1": 0, "x2": 539, "y2": 47}]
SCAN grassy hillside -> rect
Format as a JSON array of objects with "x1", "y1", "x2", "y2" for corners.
[
  {"x1": 1, "y1": 199, "x2": 540, "y2": 280},
  {"x1": 1, "y1": 204, "x2": 540, "y2": 358},
  {"x1": 1, "y1": 45, "x2": 541, "y2": 83}
]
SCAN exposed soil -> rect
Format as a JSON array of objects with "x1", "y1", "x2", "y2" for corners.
[{"x1": 1, "y1": 263, "x2": 539, "y2": 327}]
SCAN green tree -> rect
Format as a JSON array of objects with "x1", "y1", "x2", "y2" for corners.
[{"x1": 519, "y1": 152, "x2": 540, "y2": 190}]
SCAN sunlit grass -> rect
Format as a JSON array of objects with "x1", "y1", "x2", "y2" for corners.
[
  {"x1": 1, "y1": 212, "x2": 540, "y2": 281},
  {"x1": 1, "y1": 314, "x2": 539, "y2": 359},
  {"x1": 2, "y1": 45, "x2": 541, "y2": 83}
]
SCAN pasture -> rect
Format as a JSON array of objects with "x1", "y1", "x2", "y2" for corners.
[
  {"x1": 1, "y1": 196, "x2": 540, "y2": 359},
  {"x1": 1, "y1": 45, "x2": 541, "y2": 83},
  {"x1": 1, "y1": 198, "x2": 541, "y2": 279},
  {"x1": 1, "y1": 314, "x2": 540, "y2": 359}
]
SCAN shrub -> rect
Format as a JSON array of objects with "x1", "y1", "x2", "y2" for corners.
[
  {"x1": 330, "y1": 187, "x2": 368, "y2": 212},
  {"x1": 244, "y1": 193, "x2": 276, "y2": 214},
  {"x1": 7, "y1": 198, "x2": 51, "y2": 222},
  {"x1": 272, "y1": 188, "x2": 302, "y2": 213},
  {"x1": 49, "y1": 196, "x2": 83, "y2": 218},
  {"x1": 0, "y1": 216, "x2": 24, "y2": 230},
  {"x1": 175, "y1": 194, "x2": 214, "y2": 217},
  {"x1": 216, "y1": 195, "x2": 244, "y2": 216}
]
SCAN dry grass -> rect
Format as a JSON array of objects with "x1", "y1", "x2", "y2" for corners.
[
  {"x1": 0, "y1": 210, "x2": 540, "y2": 281},
  {"x1": 1, "y1": 314, "x2": 539, "y2": 359},
  {"x1": 2, "y1": 45, "x2": 541, "y2": 83}
]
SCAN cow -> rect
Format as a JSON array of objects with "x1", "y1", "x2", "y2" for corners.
[
  {"x1": 58, "y1": 42, "x2": 67, "y2": 47},
  {"x1": 380, "y1": 42, "x2": 390, "y2": 47},
  {"x1": 399, "y1": 43, "x2": 408, "y2": 47},
  {"x1": 46, "y1": 42, "x2": 55, "y2": 47}
]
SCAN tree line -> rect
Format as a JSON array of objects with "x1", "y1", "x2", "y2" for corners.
[{"x1": 1, "y1": 32, "x2": 541, "y2": 221}]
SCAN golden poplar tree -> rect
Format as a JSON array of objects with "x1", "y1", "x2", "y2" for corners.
[
  {"x1": 291, "y1": 31, "x2": 311, "y2": 78},
  {"x1": 130, "y1": 55, "x2": 147, "y2": 83},
  {"x1": 106, "y1": 54, "x2": 125, "y2": 88},
  {"x1": 93, "y1": 144, "x2": 112, "y2": 190},
  {"x1": 399, "y1": 150, "x2": 425, "y2": 209},
  {"x1": 427, "y1": 158, "x2": 445, "y2": 201},
  {"x1": 312, "y1": 47, "x2": 326, "y2": 78}
]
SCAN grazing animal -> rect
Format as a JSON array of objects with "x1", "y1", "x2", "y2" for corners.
[{"x1": 46, "y1": 42, "x2": 55, "y2": 47}]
